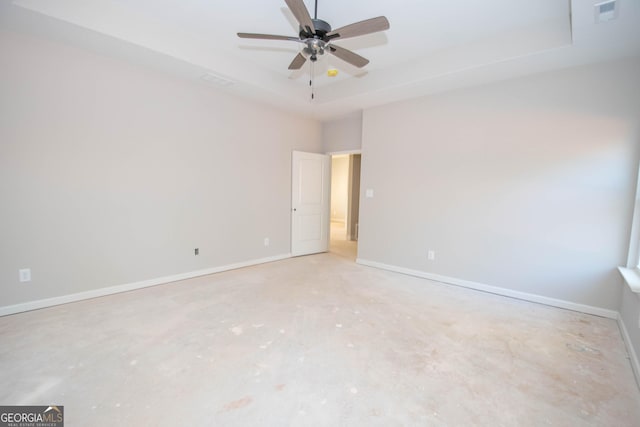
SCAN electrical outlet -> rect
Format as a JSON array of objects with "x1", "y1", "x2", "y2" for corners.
[
  {"x1": 264, "y1": 238, "x2": 270, "y2": 247},
  {"x1": 428, "y1": 250, "x2": 435, "y2": 261},
  {"x1": 194, "y1": 248, "x2": 199, "y2": 256},
  {"x1": 19, "y1": 268, "x2": 31, "y2": 282}
]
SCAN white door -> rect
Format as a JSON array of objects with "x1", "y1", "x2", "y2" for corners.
[{"x1": 291, "y1": 151, "x2": 330, "y2": 256}]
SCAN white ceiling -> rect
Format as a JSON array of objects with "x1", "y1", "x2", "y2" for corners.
[{"x1": 2, "y1": 0, "x2": 640, "y2": 120}]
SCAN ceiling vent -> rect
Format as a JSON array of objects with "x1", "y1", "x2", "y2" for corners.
[
  {"x1": 594, "y1": 0, "x2": 619, "y2": 23},
  {"x1": 200, "y1": 72, "x2": 235, "y2": 87}
]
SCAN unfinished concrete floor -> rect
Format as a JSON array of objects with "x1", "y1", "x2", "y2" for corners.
[{"x1": 1, "y1": 253, "x2": 639, "y2": 426}]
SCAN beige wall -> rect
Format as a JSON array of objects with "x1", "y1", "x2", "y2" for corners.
[
  {"x1": 0, "y1": 29, "x2": 322, "y2": 308},
  {"x1": 359, "y1": 58, "x2": 640, "y2": 315},
  {"x1": 322, "y1": 112, "x2": 362, "y2": 153}
]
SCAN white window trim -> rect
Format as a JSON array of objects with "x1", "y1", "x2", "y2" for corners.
[
  {"x1": 618, "y1": 267, "x2": 640, "y2": 293},
  {"x1": 619, "y1": 162, "x2": 640, "y2": 293}
]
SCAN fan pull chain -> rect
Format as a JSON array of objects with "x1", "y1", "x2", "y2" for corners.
[{"x1": 310, "y1": 61, "x2": 315, "y2": 101}]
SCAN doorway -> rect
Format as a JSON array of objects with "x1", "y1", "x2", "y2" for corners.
[{"x1": 329, "y1": 153, "x2": 361, "y2": 260}]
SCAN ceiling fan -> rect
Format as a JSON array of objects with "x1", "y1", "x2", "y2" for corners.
[{"x1": 237, "y1": 0, "x2": 390, "y2": 71}]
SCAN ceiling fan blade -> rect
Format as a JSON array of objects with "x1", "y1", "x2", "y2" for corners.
[
  {"x1": 238, "y1": 33, "x2": 300, "y2": 42},
  {"x1": 285, "y1": 0, "x2": 315, "y2": 35},
  {"x1": 288, "y1": 52, "x2": 307, "y2": 70},
  {"x1": 328, "y1": 45, "x2": 369, "y2": 68},
  {"x1": 327, "y1": 16, "x2": 390, "y2": 40}
]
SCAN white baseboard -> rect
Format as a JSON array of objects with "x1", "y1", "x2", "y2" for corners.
[
  {"x1": 356, "y1": 258, "x2": 619, "y2": 319},
  {"x1": 617, "y1": 315, "x2": 640, "y2": 389},
  {"x1": 0, "y1": 254, "x2": 291, "y2": 317}
]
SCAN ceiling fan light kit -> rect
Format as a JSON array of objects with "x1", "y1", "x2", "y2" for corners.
[{"x1": 237, "y1": 0, "x2": 389, "y2": 98}]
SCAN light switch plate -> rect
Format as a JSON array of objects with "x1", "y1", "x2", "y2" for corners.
[
  {"x1": 365, "y1": 189, "x2": 374, "y2": 198},
  {"x1": 19, "y1": 268, "x2": 31, "y2": 282}
]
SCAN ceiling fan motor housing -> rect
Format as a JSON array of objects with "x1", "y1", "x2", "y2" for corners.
[{"x1": 300, "y1": 18, "x2": 332, "y2": 40}]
